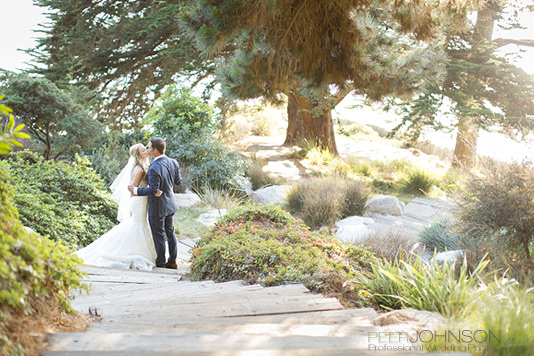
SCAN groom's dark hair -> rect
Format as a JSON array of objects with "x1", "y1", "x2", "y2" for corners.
[{"x1": 151, "y1": 137, "x2": 166, "y2": 154}]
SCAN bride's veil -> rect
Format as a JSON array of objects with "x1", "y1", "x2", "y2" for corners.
[{"x1": 110, "y1": 156, "x2": 136, "y2": 222}]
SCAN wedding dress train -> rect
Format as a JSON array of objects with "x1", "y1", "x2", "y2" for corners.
[{"x1": 75, "y1": 195, "x2": 157, "y2": 270}]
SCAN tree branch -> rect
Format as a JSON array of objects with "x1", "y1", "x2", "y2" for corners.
[{"x1": 493, "y1": 38, "x2": 534, "y2": 48}]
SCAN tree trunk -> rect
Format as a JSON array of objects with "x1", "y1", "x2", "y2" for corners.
[
  {"x1": 451, "y1": 6, "x2": 495, "y2": 168},
  {"x1": 284, "y1": 88, "x2": 351, "y2": 155},
  {"x1": 283, "y1": 93, "x2": 304, "y2": 146},
  {"x1": 293, "y1": 94, "x2": 339, "y2": 156},
  {"x1": 452, "y1": 117, "x2": 478, "y2": 169}
]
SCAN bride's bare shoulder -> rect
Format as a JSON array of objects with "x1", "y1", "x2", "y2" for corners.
[{"x1": 131, "y1": 166, "x2": 146, "y2": 186}]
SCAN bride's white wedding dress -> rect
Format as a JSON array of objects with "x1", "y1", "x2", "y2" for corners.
[{"x1": 75, "y1": 179, "x2": 157, "y2": 270}]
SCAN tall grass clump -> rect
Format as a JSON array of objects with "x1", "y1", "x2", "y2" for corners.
[
  {"x1": 367, "y1": 254, "x2": 490, "y2": 318},
  {"x1": 432, "y1": 279, "x2": 534, "y2": 355},
  {"x1": 198, "y1": 185, "x2": 244, "y2": 210},
  {"x1": 286, "y1": 177, "x2": 371, "y2": 229},
  {"x1": 420, "y1": 216, "x2": 461, "y2": 252},
  {"x1": 398, "y1": 168, "x2": 437, "y2": 195},
  {"x1": 246, "y1": 157, "x2": 284, "y2": 190},
  {"x1": 358, "y1": 228, "x2": 418, "y2": 261}
]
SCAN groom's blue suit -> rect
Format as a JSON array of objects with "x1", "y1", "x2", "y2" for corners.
[{"x1": 137, "y1": 155, "x2": 182, "y2": 267}]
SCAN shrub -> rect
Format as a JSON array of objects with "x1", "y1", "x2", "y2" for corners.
[
  {"x1": 420, "y1": 216, "x2": 461, "y2": 252},
  {"x1": 83, "y1": 130, "x2": 147, "y2": 185},
  {"x1": 398, "y1": 168, "x2": 437, "y2": 195},
  {"x1": 198, "y1": 184, "x2": 244, "y2": 210},
  {"x1": 0, "y1": 164, "x2": 86, "y2": 355},
  {"x1": 455, "y1": 160, "x2": 534, "y2": 269},
  {"x1": 246, "y1": 157, "x2": 284, "y2": 190},
  {"x1": 430, "y1": 278, "x2": 534, "y2": 355},
  {"x1": 145, "y1": 86, "x2": 247, "y2": 191},
  {"x1": 366, "y1": 254, "x2": 490, "y2": 317},
  {"x1": 358, "y1": 228, "x2": 418, "y2": 261},
  {"x1": 2, "y1": 151, "x2": 117, "y2": 249},
  {"x1": 337, "y1": 122, "x2": 379, "y2": 139},
  {"x1": 190, "y1": 204, "x2": 378, "y2": 307},
  {"x1": 286, "y1": 177, "x2": 371, "y2": 229}
]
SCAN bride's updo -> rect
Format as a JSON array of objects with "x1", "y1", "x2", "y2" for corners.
[{"x1": 129, "y1": 144, "x2": 149, "y2": 171}]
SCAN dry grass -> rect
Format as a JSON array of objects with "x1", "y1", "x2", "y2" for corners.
[{"x1": 1, "y1": 295, "x2": 90, "y2": 356}]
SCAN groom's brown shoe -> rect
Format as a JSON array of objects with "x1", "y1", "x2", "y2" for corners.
[{"x1": 165, "y1": 262, "x2": 178, "y2": 269}]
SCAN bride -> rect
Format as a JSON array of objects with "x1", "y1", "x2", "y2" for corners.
[{"x1": 75, "y1": 144, "x2": 159, "y2": 270}]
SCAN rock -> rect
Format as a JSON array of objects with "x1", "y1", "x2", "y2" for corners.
[
  {"x1": 368, "y1": 215, "x2": 426, "y2": 236},
  {"x1": 250, "y1": 185, "x2": 292, "y2": 205},
  {"x1": 364, "y1": 195, "x2": 404, "y2": 216},
  {"x1": 335, "y1": 216, "x2": 375, "y2": 244},
  {"x1": 432, "y1": 250, "x2": 464, "y2": 267},
  {"x1": 174, "y1": 191, "x2": 201, "y2": 208},
  {"x1": 373, "y1": 308, "x2": 445, "y2": 343},
  {"x1": 195, "y1": 209, "x2": 228, "y2": 227}
]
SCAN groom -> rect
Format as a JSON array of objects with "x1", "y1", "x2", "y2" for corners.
[{"x1": 128, "y1": 137, "x2": 182, "y2": 269}]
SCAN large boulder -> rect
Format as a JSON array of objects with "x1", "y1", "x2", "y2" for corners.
[
  {"x1": 250, "y1": 185, "x2": 292, "y2": 205},
  {"x1": 174, "y1": 191, "x2": 201, "y2": 208},
  {"x1": 364, "y1": 195, "x2": 405, "y2": 216},
  {"x1": 335, "y1": 216, "x2": 375, "y2": 244},
  {"x1": 431, "y1": 250, "x2": 464, "y2": 267},
  {"x1": 196, "y1": 209, "x2": 228, "y2": 227}
]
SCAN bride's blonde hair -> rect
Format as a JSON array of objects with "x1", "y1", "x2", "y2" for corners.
[{"x1": 129, "y1": 144, "x2": 149, "y2": 171}]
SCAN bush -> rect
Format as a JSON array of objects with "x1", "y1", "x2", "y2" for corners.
[
  {"x1": 397, "y1": 168, "x2": 437, "y2": 195},
  {"x1": 366, "y1": 254, "x2": 490, "y2": 317},
  {"x1": 2, "y1": 151, "x2": 117, "y2": 249},
  {"x1": 0, "y1": 164, "x2": 86, "y2": 355},
  {"x1": 455, "y1": 160, "x2": 534, "y2": 269},
  {"x1": 246, "y1": 157, "x2": 284, "y2": 190},
  {"x1": 286, "y1": 177, "x2": 371, "y2": 229},
  {"x1": 358, "y1": 228, "x2": 418, "y2": 261},
  {"x1": 420, "y1": 216, "x2": 461, "y2": 252},
  {"x1": 145, "y1": 86, "x2": 247, "y2": 191},
  {"x1": 190, "y1": 204, "x2": 378, "y2": 307},
  {"x1": 83, "y1": 130, "x2": 147, "y2": 185},
  {"x1": 198, "y1": 184, "x2": 244, "y2": 210}
]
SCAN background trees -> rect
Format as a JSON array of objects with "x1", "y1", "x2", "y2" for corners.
[
  {"x1": 390, "y1": 0, "x2": 534, "y2": 168},
  {"x1": 1, "y1": 73, "x2": 103, "y2": 160}
]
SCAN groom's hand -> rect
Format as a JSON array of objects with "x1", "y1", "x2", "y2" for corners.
[{"x1": 155, "y1": 190, "x2": 162, "y2": 197}]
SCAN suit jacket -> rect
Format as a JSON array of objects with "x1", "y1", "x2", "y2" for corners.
[{"x1": 137, "y1": 155, "x2": 182, "y2": 218}]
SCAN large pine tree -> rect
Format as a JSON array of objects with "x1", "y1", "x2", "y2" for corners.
[
  {"x1": 390, "y1": 0, "x2": 534, "y2": 168},
  {"x1": 183, "y1": 0, "x2": 476, "y2": 154}
]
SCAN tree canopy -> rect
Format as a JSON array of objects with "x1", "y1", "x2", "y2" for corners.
[{"x1": 1, "y1": 73, "x2": 103, "y2": 160}]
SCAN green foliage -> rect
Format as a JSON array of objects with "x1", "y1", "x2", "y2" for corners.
[
  {"x1": 146, "y1": 86, "x2": 247, "y2": 191},
  {"x1": 397, "y1": 168, "x2": 437, "y2": 195},
  {"x1": 1, "y1": 151, "x2": 117, "y2": 249},
  {"x1": 367, "y1": 254, "x2": 490, "y2": 317},
  {"x1": 33, "y1": 0, "x2": 206, "y2": 127},
  {"x1": 198, "y1": 184, "x2": 244, "y2": 210},
  {"x1": 0, "y1": 164, "x2": 86, "y2": 355},
  {"x1": 0, "y1": 95, "x2": 30, "y2": 154},
  {"x1": 428, "y1": 278, "x2": 534, "y2": 355},
  {"x1": 420, "y1": 216, "x2": 460, "y2": 252},
  {"x1": 1, "y1": 74, "x2": 103, "y2": 160},
  {"x1": 83, "y1": 130, "x2": 147, "y2": 185},
  {"x1": 456, "y1": 160, "x2": 534, "y2": 267},
  {"x1": 286, "y1": 177, "x2": 371, "y2": 229},
  {"x1": 191, "y1": 204, "x2": 378, "y2": 307}
]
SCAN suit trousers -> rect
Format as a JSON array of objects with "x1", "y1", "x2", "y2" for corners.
[{"x1": 148, "y1": 213, "x2": 177, "y2": 267}]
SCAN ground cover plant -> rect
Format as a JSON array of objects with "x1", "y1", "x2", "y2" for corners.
[
  {"x1": 1, "y1": 151, "x2": 117, "y2": 249},
  {"x1": 190, "y1": 204, "x2": 378, "y2": 307},
  {"x1": 0, "y1": 161, "x2": 87, "y2": 355}
]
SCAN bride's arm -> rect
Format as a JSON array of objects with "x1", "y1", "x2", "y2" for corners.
[{"x1": 131, "y1": 167, "x2": 162, "y2": 197}]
